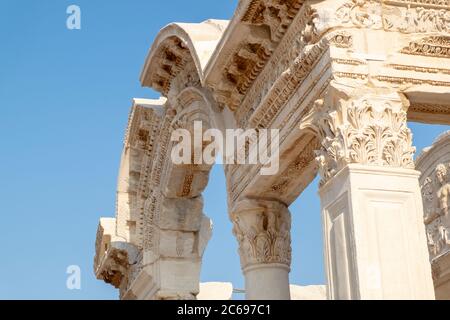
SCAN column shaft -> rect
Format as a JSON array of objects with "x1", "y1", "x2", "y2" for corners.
[{"x1": 245, "y1": 264, "x2": 290, "y2": 300}]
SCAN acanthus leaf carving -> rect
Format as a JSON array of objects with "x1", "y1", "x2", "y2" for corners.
[
  {"x1": 231, "y1": 199, "x2": 291, "y2": 270},
  {"x1": 303, "y1": 85, "x2": 416, "y2": 186}
]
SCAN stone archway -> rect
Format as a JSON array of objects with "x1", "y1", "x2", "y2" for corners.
[
  {"x1": 94, "y1": 20, "x2": 233, "y2": 300},
  {"x1": 95, "y1": 0, "x2": 450, "y2": 301}
]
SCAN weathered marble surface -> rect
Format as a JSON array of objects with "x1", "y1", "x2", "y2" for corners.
[
  {"x1": 94, "y1": 0, "x2": 450, "y2": 300},
  {"x1": 417, "y1": 131, "x2": 450, "y2": 300}
]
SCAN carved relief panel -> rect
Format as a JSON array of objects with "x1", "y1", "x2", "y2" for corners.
[
  {"x1": 418, "y1": 135, "x2": 450, "y2": 260},
  {"x1": 417, "y1": 132, "x2": 450, "y2": 299}
]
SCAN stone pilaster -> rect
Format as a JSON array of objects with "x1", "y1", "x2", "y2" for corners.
[{"x1": 306, "y1": 83, "x2": 435, "y2": 299}]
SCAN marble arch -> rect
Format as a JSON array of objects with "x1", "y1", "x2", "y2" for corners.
[{"x1": 95, "y1": 0, "x2": 450, "y2": 300}]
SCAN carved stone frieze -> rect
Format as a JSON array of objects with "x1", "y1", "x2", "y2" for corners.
[
  {"x1": 270, "y1": 139, "x2": 318, "y2": 193},
  {"x1": 126, "y1": 100, "x2": 164, "y2": 249},
  {"x1": 385, "y1": 5, "x2": 450, "y2": 33},
  {"x1": 375, "y1": 75, "x2": 450, "y2": 87},
  {"x1": 228, "y1": 71, "x2": 331, "y2": 206},
  {"x1": 142, "y1": 105, "x2": 177, "y2": 253},
  {"x1": 336, "y1": 0, "x2": 384, "y2": 29},
  {"x1": 385, "y1": 0, "x2": 449, "y2": 10},
  {"x1": 401, "y1": 36, "x2": 450, "y2": 58},
  {"x1": 333, "y1": 0, "x2": 450, "y2": 33},
  {"x1": 248, "y1": 31, "x2": 352, "y2": 131},
  {"x1": 388, "y1": 64, "x2": 450, "y2": 74}
]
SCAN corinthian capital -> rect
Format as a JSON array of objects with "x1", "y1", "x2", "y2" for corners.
[
  {"x1": 230, "y1": 199, "x2": 291, "y2": 271},
  {"x1": 303, "y1": 84, "x2": 416, "y2": 186}
]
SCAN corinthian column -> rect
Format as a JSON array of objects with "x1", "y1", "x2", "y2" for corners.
[
  {"x1": 305, "y1": 83, "x2": 435, "y2": 299},
  {"x1": 231, "y1": 199, "x2": 291, "y2": 300}
]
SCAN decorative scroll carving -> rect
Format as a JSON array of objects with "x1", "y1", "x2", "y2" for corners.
[
  {"x1": 231, "y1": 199, "x2": 291, "y2": 270},
  {"x1": 303, "y1": 85, "x2": 415, "y2": 186},
  {"x1": 401, "y1": 36, "x2": 450, "y2": 58},
  {"x1": 328, "y1": 32, "x2": 353, "y2": 48},
  {"x1": 385, "y1": 0, "x2": 449, "y2": 10},
  {"x1": 336, "y1": 0, "x2": 384, "y2": 29}
]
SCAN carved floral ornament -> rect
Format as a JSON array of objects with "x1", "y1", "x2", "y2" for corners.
[
  {"x1": 230, "y1": 199, "x2": 291, "y2": 270},
  {"x1": 421, "y1": 162, "x2": 450, "y2": 259},
  {"x1": 402, "y1": 36, "x2": 450, "y2": 58},
  {"x1": 301, "y1": 85, "x2": 416, "y2": 186}
]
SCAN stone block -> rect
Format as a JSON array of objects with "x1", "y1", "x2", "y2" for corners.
[{"x1": 158, "y1": 196, "x2": 204, "y2": 232}]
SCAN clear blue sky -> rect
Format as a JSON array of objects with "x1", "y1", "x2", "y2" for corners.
[{"x1": 0, "y1": 1, "x2": 448, "y2": 300}]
